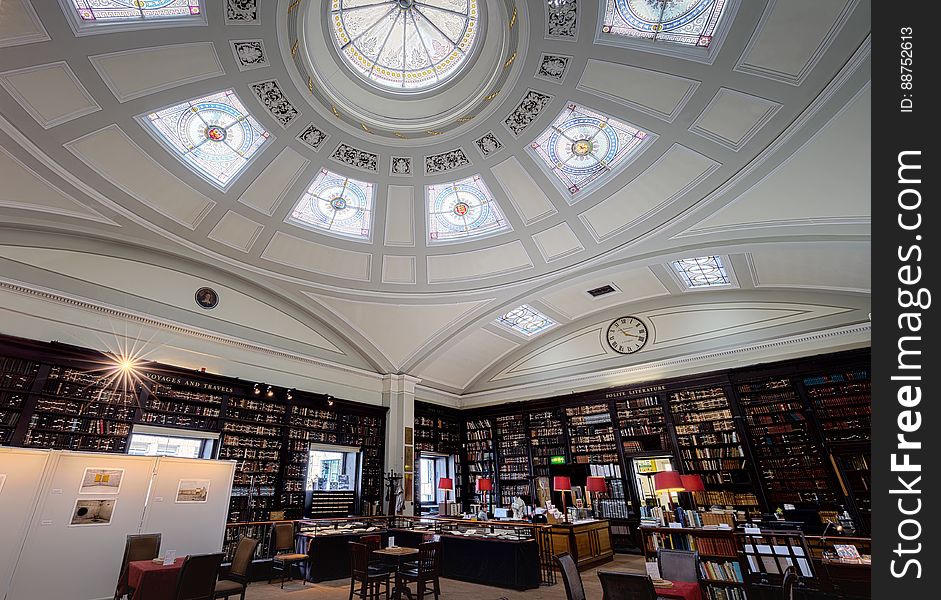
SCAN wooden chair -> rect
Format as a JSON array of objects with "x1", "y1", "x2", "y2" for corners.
[
  {"x1": 214, "y1": 537, "x2": 259, "y2": 600},
  {"x1": 554, "y1": 553, "x2": 586, "y2": 600},
  {"x1": 657, "y1": 549, "x2": 700, "y2": 583},
  {"x1": 361, "y1": 535, "x2": 394, "y2": 575},
  {"x1": 782, "y1": 565, "x2": 798, "y2": 600},
  {"x1": 597, "y1": 571, "x2": 658, "y2": 600},
  {"x1": 114, "y1": 533, "x2": 161, "y2": 600},
  {"x1": 349, "y1": 541, "x2": 391, "y2": 600},
  {"x1": 397, "y1": 541, "x2": 441, "y2": 600},
  {"x1": 267, "y1": 522, "x2": 307, "y2": 588},
  {"x1": 174, "y1": 553, "x2": 224, "y2": 600}
]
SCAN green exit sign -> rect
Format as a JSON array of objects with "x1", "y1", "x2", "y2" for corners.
[{"x1": 550, "y1": 455, "x2": 566, "y2": 465}]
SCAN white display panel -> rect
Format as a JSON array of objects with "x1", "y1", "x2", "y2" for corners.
[
  {"x1": 140, "y1": 456, "x2": 235, "y2": 557},
  {"x1": 0, "y1": 448, "x2": 51, "y2": 600},
  {"x1": 7, "y1": 452, "x2": 158, "y2": 600}
]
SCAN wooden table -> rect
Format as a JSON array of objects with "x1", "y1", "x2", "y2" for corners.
[
  {"x1": 373, "y1": 546, "x2": 419, "y2": 600},
  {"x1": 651, "y1": 581, "x2": 702, "y2": 600},
  {"x1": 125, "y1": 558, "x2": 185, "y2": 600}
]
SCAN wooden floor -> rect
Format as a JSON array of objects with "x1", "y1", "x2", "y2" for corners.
[{"x1": 245, "y1": 554, "x2": 647, "y2": 600}]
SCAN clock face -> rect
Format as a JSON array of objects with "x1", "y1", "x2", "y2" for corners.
[{"x1": 606, "y1": 316, "x2": 648, "y2": 354}]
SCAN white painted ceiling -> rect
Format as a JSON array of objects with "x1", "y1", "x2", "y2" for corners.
[{"x1": 0, "y1": 0, "x2": 871, "y2": 405}]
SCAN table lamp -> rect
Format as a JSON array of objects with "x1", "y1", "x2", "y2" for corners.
[
  {"x1": 438, "y1": 477, "x2": 453, "y2": 515},
  {"x1": 585, "y1": 476, "x2": 607, "y2": 516},
  {"x1": 680, "y1": 474, "x2": 704, "y2": 509},
  {"x1": 477, "y1": 477, "x2": 493, "y2": 516},
  {"x1": 653, "y1": 471, "x2": 685, "y2": 510},
  {"x1": 553, "y1": 476, "x2": 572, "y2": 522}
]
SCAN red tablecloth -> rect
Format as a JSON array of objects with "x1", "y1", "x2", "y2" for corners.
[
  {"x1": 654, "y1": 581, "x2": 703, "y2": 600},
  {"x1": 126, "y1": 558, "x2": 185, "y2": 600}
]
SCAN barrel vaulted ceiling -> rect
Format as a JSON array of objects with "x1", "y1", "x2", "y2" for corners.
[{"x1": 0, "y1": 0, "x2": 871, "y2": 406}]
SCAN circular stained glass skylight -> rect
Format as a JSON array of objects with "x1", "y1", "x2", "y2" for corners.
[
  {"x1": 330, "y1": 0, "x2": 479, "y2": 91},
  {"x1": 602, "y1": 0, "x2": 729, "y2": 47}
]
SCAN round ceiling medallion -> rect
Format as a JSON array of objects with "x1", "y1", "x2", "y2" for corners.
[{"x1": 330, "y1": 0, "x2": 480, "y2": 92}]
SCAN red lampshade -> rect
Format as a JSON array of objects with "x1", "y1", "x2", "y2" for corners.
[
  {"x1": 681, "y1": 474, "x2": 705, "y2": 492},
  {"x1": 552, "y1": 476, "x2": 572, "y2": 492},
  {"x1": 585, "y1": 476, "x2": 607, "y2": 493},
  {"x1": 653, "y1": 471, "x2": 685, "y2": 492},
  {"x1": 438, "y1": 477, "x2": 453, "y2": 491},
  {"x1": 476, "y1": 477, "x2": 492, "y2": 492}
]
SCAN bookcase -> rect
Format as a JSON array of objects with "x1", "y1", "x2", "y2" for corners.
[
  {"x1": 0, "y1": 357, "x2": 39, "y2": 445},
  {"x1": 667, "y1": 386, "x2": 759, "y2": 513},
  {"x1": 528, "y1": 408, "x2": 567, "y2": 477},
  {"x1": 736, "y1": 378, "x2": 839, "y2": 509},
  {"x1": 565, "y1": 402, "x2": 618, "y2": 465},
  {"x1": 802, "y1": 369, "x2": 870, "y2": 445},
  {"x1": 463, "y1": 418, "x2": 495, "y2": 507},
  {"x1": 615, "y1": 395, "x2": 670, "y2": 456},
  {"x1": 23, "y1": 365, "x2": 135, "y2": 453},
  {"x1": 640, "y1": 526, "x2": 746, "y2": 600},
  {"x1": 412, "y1": 402, "x2": 463, "y2": 511},
  {"x1": 495, "y1": 413, "x2": 530, "y2": 506}
]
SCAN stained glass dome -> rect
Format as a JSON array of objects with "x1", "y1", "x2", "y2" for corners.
[
  {"x1": 426, "y1": 174, "x2": 509, "y2": 243},
  {"x1": 330, "y1": 0, "x2": 479, "y2": 91},
  {"x1": 143, "y1": 89, "x2": 269, "y2": 188},
  {"x1": 602, "y1": 0, "x2": 729, "y2": 47},
  {"x1": 530, "y1": 103, "x2": 650, "y2": 200},
  {"x1": 289, "y1": 169, "x2": 375, "y2": 241}
]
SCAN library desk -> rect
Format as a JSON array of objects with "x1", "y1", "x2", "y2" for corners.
[
  {"x1": 125, "y1": 557, "x2": 185, "y2": 600},
  {"x1": 548, "y1": 519, "x2": 614, "y2": 570},
  {"x1": 295, "y1": 530, "x2": 389, "y2": 582},
  {"x1": 389, "y1": 528, "x2": 540, "y2": 590}
]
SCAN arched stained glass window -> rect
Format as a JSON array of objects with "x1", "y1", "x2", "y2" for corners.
[
  {"x1": 289, "y1": 169, "x2": 375, "y2": 241},
  {"x1": 143, "y1": 89, "x2": 269, "y2": 188},
  {"x1": 671, "y1": 255, "x2": 731, "y2": 288},
  {"x1": 330, "y1": 0, "x2": 479, "y2": 91},
  {"x1": 530, "y1": 102, "x2": 649, "y2": 200},
  {"x1": 72, "y1": 0, "x2": 201, "y2": 21},
  {"x1": 426, "y1": 174, "x2": 509, "y2": 243},
  {"x1": 601, "y1": 0, "x2": 729, "y2": 47},
  {"x1": 496, "y1": 305, "x2": 556, "y2": 336}
]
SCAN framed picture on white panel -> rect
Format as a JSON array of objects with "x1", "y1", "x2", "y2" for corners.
[
  {"x1": 70, "y1": 499, "x2": 117, "y2": 526},
  {"x1": 78, "y1": 467, "x2": 124, "y2": 495},
  {"x1": 175, "y1": 479, "x2": 210, "y2": 503}
]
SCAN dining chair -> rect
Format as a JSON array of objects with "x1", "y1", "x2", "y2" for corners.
[
  {"x1": 657, "y1": 549, "x2": 700, "y2": 583},
  {"x1": 397, "y1": 541, "x2": 442, "y2": 600},
  {"x1": 173, "y1": 553, "x2": 224, "y2": 600},
  {"x1": 554, "y1": 553, "x2": 586, "y2": 600},
  {"x1": 268, "y1": 522, "x2": 307, "y2": 589},
  {"x1": 597, "y1": 571, "x2": 658, "y2": 600},
  {"x1": 361, "y1": 535, "x2": 394, "y2": 575},
  {"x1": 114, "y1": 533, "x2": 162, "y2": 600},
  {"x1": 214, "y1": 537, "x2": 259, "y2": 600},
  {"x1": 349, "y1": 541, "x2": 391, "y2": 600}
]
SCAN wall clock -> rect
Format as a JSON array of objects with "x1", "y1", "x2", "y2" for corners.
[{"x1": 606, "y1": 316, "x2": 648, "y2": 354}]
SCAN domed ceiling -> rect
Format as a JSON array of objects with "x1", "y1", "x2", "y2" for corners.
[{"x1": 0, "y1": 0, "x2": 871, "y2": 405}]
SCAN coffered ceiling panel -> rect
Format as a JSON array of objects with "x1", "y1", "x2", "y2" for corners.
[
  {"x1": 687, "y1": 85, "x2": 870, "y2": 235},
  {"x1": 89, "y1": 42, "x2": 225, "y2": 102},
  {"x1": 749, "y1": 245, "x2": 871, "y2": 293},
  {"x1": 531, "y1": 222, "x2": 583, "y2": 263},
  {"x1": 689, "y1": 88, "x2": 781, "y2": 151},
  {"x1": 383, "y1": 186, "x2": 416, "y2": 247},
  {"x1": 0, "y1": 0, "x2": 48, "y2": 48},
  {"x1": 238, "y1": 146, "x2": 309, "y2": 216},
  {"x1": 491, "y1": 155, "x2": 557, "y2": 225},
  {"x1": 426, "y1": 240, "x2": 533, "y2": 284},
  {"x1": 576, "y1": 59, "x2": 699, "y2": 122},
  {"x1": 207, "y1": 211, "x2": 264, "y2": 253},
  {"x1": 580, "y1": 144, "x2": 720, "y2": 241},
  {"x1": 65, "y1": 125, "x2": 215, "y2": 230},
  {"x1": 0, "y1": 62, "x2": 99, "y2": 128},
  {"x1": 261, "y1": 231, "x2": 371, "y2": 282},
  {"x1": 0, "y1": 144, "x2": 112, "y2": 224},
  {"x1": 418, "y1": 328, "x2": 520, "y2": 391}
]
